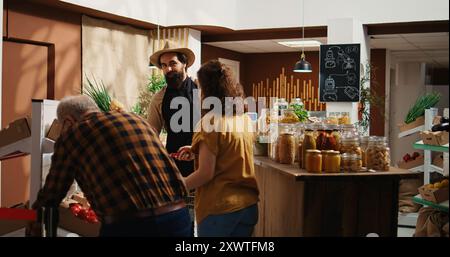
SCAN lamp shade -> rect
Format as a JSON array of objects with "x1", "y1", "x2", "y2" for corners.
[{"x1": 293, "y1": 58, "x2": 312, "y2": 73}]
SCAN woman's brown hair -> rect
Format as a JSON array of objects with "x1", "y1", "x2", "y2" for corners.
[{"x1": 197, "y1": 60, "x2": 245, "y2": 116}]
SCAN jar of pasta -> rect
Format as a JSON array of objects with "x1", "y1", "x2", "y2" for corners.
[
  {"x1": 340, "y1": 137, "x2": 362, "y2": 157},
  {"x1": 278, "y1": 133, "x2": 296, "y2": 164},
  {"x1": 341, "y1": 153, "x2": 362, "y2": 173},
  {"x1": 360, "y1": 136, "x2": 370, "y2": 168},
  {"x1": 366, "y1": 136, "x2": 390, "y2": 171},
  {"x1": 305, "y1": 150, "x2": 322, "y2": 173},
  {"x1": 322, "y1": 150, "x2": 341, "y2": 173}
]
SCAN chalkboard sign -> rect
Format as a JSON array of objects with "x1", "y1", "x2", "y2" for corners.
[{"x1": 319, "y1": 44, "x2": 360, "y2": 102}]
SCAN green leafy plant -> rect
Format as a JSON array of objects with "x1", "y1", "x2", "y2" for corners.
[
  {"x1": 358, "y1": 62, "x2": 384, "y2": 135},
  {"x1": 83, "y1": 76, "x2": 112, "y2": 112},
  {"x1": 290, "y1": 103, "x2": 309, "y2": 122},
  {"x1": 132, "y1": 74, "x2": 166, "y2": 119},
  {"x1": 404, "y1": 92, "x2": 441, "y2": 124}
]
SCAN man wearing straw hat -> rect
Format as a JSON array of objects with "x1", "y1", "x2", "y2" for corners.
[{"x1": 148, "y1": 40, "x2": 199, "y2": 178}]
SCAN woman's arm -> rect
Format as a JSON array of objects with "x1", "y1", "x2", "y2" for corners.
[{"x1": 184, "y1": 142, "x2": 216, "y2": 190}]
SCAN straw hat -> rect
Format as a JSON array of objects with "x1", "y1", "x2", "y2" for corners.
[{"x1": 149, "y1": 40, "x2": 195, "y2": 69}]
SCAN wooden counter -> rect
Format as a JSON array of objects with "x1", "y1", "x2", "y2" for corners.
[{"x1": 253, "y1": 156, "x2": 419, "y2": 237}]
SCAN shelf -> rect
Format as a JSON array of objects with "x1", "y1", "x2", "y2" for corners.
[
  {"x1": 430, "y1": 165, "x2": 444, "y2": 174},
  {"x1": 0, "y1": 137, "x2": 31, "y2": 161},
  {"x1": 409, "y1": 165, "x2": 424, "y2": 172},
  {"x1": 413, "y1": 140, "x2": 449, "y2": 153},
  {"x1": 413, "y1": 194, "x2": 449, "y2": 213},
  {"x1": 398, "y1": 125, "x2": 424, "y2": 138}
]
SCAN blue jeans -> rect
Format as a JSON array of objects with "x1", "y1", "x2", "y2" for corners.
[
  {"x1": 198, "y1": 204, "x2": 258, "y2": 237},
  {"x1": 99, "y1": 207, "x2": 192, "y2": 237}
]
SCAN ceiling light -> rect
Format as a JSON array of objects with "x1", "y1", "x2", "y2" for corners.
[
  {"x1": 293, "y1": 0, "x2": 312, "y2": 73},
  {"x1": 278, "y1": 40, "x2": 322, "y2": 48}
]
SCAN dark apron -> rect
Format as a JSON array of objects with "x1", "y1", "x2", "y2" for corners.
[{"x1": 162, "y1": 77, "x2": 198, "y2": 177}]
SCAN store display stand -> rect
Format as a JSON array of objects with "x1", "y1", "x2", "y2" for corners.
[
  {"x1": 30, "y1": 99, "x2": 59, "y2": 205},
  {"x1": 398, "y1": 108, "x2": 449, "y2": 228}
]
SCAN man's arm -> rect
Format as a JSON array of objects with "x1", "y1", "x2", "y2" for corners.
[
  {"x1": 32, "y1": 139, "x2": 75, "y2": 210},
  {"x1": 147, "y1": 88, "x2": 166, "y2": 135}
]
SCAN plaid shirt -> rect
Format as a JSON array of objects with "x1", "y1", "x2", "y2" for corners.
[{"x1": 33, "y1": 111, "x2": 188, "y2": 218}]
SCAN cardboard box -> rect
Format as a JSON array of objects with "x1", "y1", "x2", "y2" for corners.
[
  {"x1": 398, "y1": 116, "x2": 425, "y2": 132},
  {"x1": 433, "y1": 116, "x2": 442, "y2": 125},
  {"x1": 0, "y1": 117, "x2": 31, "y2": 148},
  {"x1": 418, "y1": 185, "x2": 449, "y2": 203},
  {"x1": 420, "y1": 131, "x2": 449, "y2": 146},
  {"x1": 398, "y1": 155, "x2": 424, "y2": 169},
  {"x1": 46, "y1": 119, "x2": 62, "y2": 141},
  {"x1": 58, "y1": 206, "x2": 100, "y2": 237},
  {"x1": 433, "y1": 154, "x2": 444, "y2": 168}
]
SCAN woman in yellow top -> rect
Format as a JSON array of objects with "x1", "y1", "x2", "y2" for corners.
[{"x1": 175, "y1": 60, "x2": 259, "y2": 237}]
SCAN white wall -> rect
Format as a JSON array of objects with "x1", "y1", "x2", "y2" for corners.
[{"x1": 61, "y1": 0, "x2": 449, "y2": 29}]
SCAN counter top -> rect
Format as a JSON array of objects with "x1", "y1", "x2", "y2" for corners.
[{"x1": 254, "y1": 156, "x2": 420, "y2": 181}]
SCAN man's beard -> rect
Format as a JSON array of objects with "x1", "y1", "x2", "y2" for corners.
[{"x1": 165, "y1": 71, "x2": 184, "y2": 89}]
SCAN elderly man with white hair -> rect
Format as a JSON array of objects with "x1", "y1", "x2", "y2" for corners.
[{"x1": 30, "y1": 95, "x2": 191, "y2": 237}]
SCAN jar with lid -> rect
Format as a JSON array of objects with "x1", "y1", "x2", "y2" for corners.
[
  {"x1": 322, "y1": 150, "x2": 341, "y2": 173},
  {"x1": 360, "y1": 136, "x2": 370, "y2": 168},
  {"x1": 331, "y1": 124, "x2": 341, "y2": 151},
  {"x1": 278, "y1": 133, "x2": 296, "y2": 164},
  {"x1": 341, "y1": 153, "x2": 362, "y2": 173},
  {"x1": 341, "y1": 124, "x2": 359, "y2": 138},
  {"x1": 305, "y1": 150, "x2": 322, "y2": 173},
  {"x1": 279, "y1": 108, "x2": 300, "y2": 123},
  {"x1": 277, "y1": 98, "x2": 288, "y2": 116},
  {"x1": 301, "y1": 125, "x2": 317, "y2": 169},
  {"x1": 366, "y1": 136, "x2": 390, "y2": 171},
  {"x1": 316, "y1": 124, "x2": 338, "y2": 151},
  {"x1": 340, "y1": 136, "x2": 362, "y2": 157},
  {"x1": 338, "y1": 112, "x2": 351, "y2": 125}
]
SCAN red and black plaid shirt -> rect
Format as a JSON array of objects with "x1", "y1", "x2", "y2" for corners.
[{"x1": 33, "y1": 111, "x2": 187, "y2": 218}]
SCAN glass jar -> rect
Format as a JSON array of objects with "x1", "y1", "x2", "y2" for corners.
[
  {"x1": 331, "y1": 124, "x2": 341, "y2": 151},
  {"x1": 277, "y1": 98, "x2": 288, "y2": 116},
  {"x1": 366, "y1": 136, "x2": 390, "y2": 171},
  {"x1": 294, "y1": 123, "x2": 305, "y2": 163},
  {"x1": 322, "y1": 150, "x2": 341, "y2": 173},
  {"x1": 340, "y1": 137, "x2": 362, "y2": 157},
  {"x1": 341, "y1": 153, "x2": 362, "y2": 173},
  {"x1": 301, "y1": 126, "x2": 317, "y2": 169},
  {"x1": 360, "y1": 136, "x2": 370, "y2": 168},
  {"x1": 316, "y1": 125, "x2": 338, "y2": 151},
  {"x1": 306, "y1": 150, "x2": 322, "y2": 173},
  {"x1": 341, "y1": 124, "x2": 359, "y2": 138},
  {"x1": 279, "y1": 108, "x2": 300, "y2": 123},
  {"x1": 278, "y1": 133, "x2": 296, "y2": 164},
  {"x1": 338, "y1": 112, "x2": 351, "y2": 125}
]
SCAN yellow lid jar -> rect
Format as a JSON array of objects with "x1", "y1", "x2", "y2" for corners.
[
  {"x1": 322, "y1": 150, "x2": 341, "y2": 173},
  {"x1": 305, "y1": 150, "x2": 322, "y2": 173}
]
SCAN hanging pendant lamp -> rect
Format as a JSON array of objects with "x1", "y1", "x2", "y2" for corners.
[{"x1": 293, "y1": 0, "x2": 312, "y2": 73}]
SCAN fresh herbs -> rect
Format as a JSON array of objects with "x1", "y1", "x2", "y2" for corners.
[
  {"x1": 83, "y1": 76, "x2": 112, "y2": 112},
  {"x1": 404, "y1": 92, "x2": 441, "y2": 124},
  {"x1": 132, "y1": 74, "x2": 166, "y2": 119},
  {"x1": 290, "y1": 103, "x2": 309, "y2": 122}
]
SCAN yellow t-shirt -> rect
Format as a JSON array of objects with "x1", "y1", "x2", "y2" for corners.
[{"x1": 191, "y1": 114, "x2": 259, "y2": 224}]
